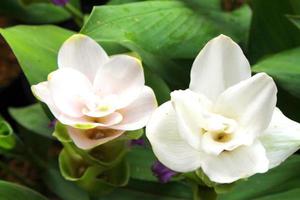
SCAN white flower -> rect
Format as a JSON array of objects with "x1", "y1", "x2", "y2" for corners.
[
  {"x1": 32, "y1": 34, "x2": 157, "y2": 149},
  {"x1": 146, "y1": 35, "x2": 300, "y2": 184}
]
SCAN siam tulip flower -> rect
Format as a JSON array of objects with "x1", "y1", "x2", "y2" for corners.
[
  {"x1": 32, "y1": 34, "x2": 157, "y2": 150},
  {"x1": 146, "y1": 35, "x2": 300, "y2": 184},
  {"x1": 151, "y1": 160, "x2": 177, "y2": 183},
  {"x1": 130, "y1": 138, "x2": 146, "y2": 147},
  {"x1": 51, "y1": 0, "x2": 69, "y2": 6}
]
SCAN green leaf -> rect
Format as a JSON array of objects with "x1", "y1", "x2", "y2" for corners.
[
  {"x1": 144, "y1": 67, "x2": 171, "y2": 105},
  {"x1": 100, "y1": 179, "x2": 193, "y2": 200},
  {"x1": 127, "y1": 147, "x2": 157, "y2": 181},
  {"x1": 82, "y1": 1, "x2": 250, "y2": 59},
  {"x1": 219, "y1": 155, "x2": 300, "y2": 200},
  {"x1": 248, "y1": 0, "x2": 300, "y2": 63},
  {"x1": 0, "y1": 25, "x2": 74, "y2": 85},
  {"x1": 252, "y1": 47, "x2": 300, "y2": 98},
  {"x1": 43, "y1": 168, "x2": 90, "y2": 200},
  {"x1": 287, "y1": 15, "x2": 300, "y2": 29},
  {"x1": 0, "y1": 118, "x2": 16, "y2": 150},
  {"x1": 0, "y1": 0, "x2": 72, "y2": 24},
  {"x1": 0, "y1": 180, "x2": 47, "y2": 200},
  {"x1": 9, "y1": 104, "x2": 53, "y2": 139},
  {"x1": 81, "y1": 1, "x2": 251, "y2": 88}
]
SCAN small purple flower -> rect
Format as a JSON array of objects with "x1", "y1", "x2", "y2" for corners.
[
  {"x1": 48, "y1": 119, "x2": 57, "y2": 129},
  {"x1": 130, "y1": 138, "x2": 145, "y2": 147},
  {"x1": 151, "y1": 160, "x2": 177, "y2": 183},
  {"x1": 51, "y1": 0, "x2": 69, "y2": 6}
]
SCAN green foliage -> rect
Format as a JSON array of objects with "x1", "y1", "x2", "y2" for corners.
[
  {"x1": 101, "y1": 179, "x2": 193, "y2": 200},
  {"x1": 247, "y1": 0, "x2": 300, "y2": 63},
  {"x1": 43, "y1": 168, "x2": 90, "y2": 200},
  {"x1": 0, "y1": 180, "x2": 47, "y2": 200},
  {"x1": 81, "y1": 0, "x2": 251, "y2": 88},
  {"x1": 0, "y1": 0, "x2": 79, "y2": 24},
  {"x1": 9, "y1": 104, "x2": 53, "y2": 139},
  {"x1": 1, "y1": 0, "x2": 300, "y2": 199},
  {"x1": 0, "y1": 118, "x2": 15, "y2": 150},
  {"x1": 219, "y1": 155, "x2": 300, "y2": 200},
  {"x1": 0, "y1": 26, "x2": 74, "y2": 85},
  {"x1": 127, "y1": 147, "x2": 157, "y2": 181},
  {"x1": 253, "y1": 47, "x2": 300, "y2": 98}
]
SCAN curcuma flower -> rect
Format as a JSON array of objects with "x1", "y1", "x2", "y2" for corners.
[
  {"x1": 51, "y1": 0, "x2": 69, "y2": 6},
  {"x1": 146, "y1": 35, "x2": 300, "y2": 184},
  {"x1": 32, "y1": 34, "x2": 157, "y2": 150}
]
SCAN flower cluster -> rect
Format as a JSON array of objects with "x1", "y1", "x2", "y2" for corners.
[{"x1": 32, "y1": 34, "x2": 300, "y2": 184}]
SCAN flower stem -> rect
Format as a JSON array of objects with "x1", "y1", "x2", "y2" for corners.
[{"x1": 192, "y1": 182, "x2": 217, "y2": 200}]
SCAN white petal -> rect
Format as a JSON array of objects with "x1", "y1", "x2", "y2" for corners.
[
  {"x1": 93, "y1": 55, "x2": 145, "y2": 109},
  {"x1": 48, "y1": 68, "x2": 94, "y2": 118},
  {"x1": 189, "y1": 35, "x2": 251, "y2": 101},
  {"x1": 67, "y1": 126, "x2": 123, "y2": 150},
  {"x1": 31, "y1": 82, "x2": 94, "y2": 128},
  {"x1": 94, "y1": 112, "x2": 123, "y2": 127},
  {"x1": 111, "y1": 86, "x2": 157, "y2": 130},
  {"x1": 170, "y1": 89, "x2": 212, "y2": 151},
  {"x1": 260, "y1": 108, "x2": 300, "y2": 169},
  {"x1": 31, "y1": 81, "x2": 50, "y2": 102},
  {"x1": 214, "y1": 73, "x2": 277, "y2": 142},
  {"x1": 146, "y1": 101, "x2": 202, "y2": 172},
  {"x1": 201, "y1": 141, "x2": 269, "y2": 183},
  {"x1": 58, "y1": 34, "x2": 109, "y2": 81}
]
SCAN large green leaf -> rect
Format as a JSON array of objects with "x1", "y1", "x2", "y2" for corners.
[
  {"x1": 247, "y1": 0, "x2": 300, "y2": 63},
  {"x1": 100, "y1": 179, "x2": 193, "y2": 200},
  {"x1": 127, "y1": 147, "x2": 157, "y2": 182},
  {"x1": 287, "y1": 15, "x2": 300, "y2": 30},
  {"x1": 0, "y1": 180, "x2": 47, "y2": 200},
  {"x1": 43, "y1": 168, "x2": 90, "y2": 200},
  {"x1": 219, "y1": 155, "x2": 300, "y2": 200},
  {"x1": 252, "y1": 47, "x2": 300, "y2": 98},
  {"x1": 81, "y1": 1, "x2": 251, "y2": 88},
  {"x1": 82, "y1": 1, "x2": 250, "y2": 59},
  {"x1": 0, "y1": 25, "x2": 74, "y2": 85},
  {"x1": 0, "y1": 0, "x2": 73, "y2": 24},
  {"x1": 9, "y1": 104, "x2": 53, "y2": 139}
]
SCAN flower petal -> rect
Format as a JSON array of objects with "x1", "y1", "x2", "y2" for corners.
[
  {"x1": 111, "y1": 86, "x2": 157, "y2": 130},
  {"x1": 48, "y1": 68, "x2": 94, "y2": 118},
  {"x1": 214, "y1": 73, "x2": 277, "y2": 142},
  {"x1": 67, "y1": 126, "x2": 123, "y2": 150},
  {"x1": 58, "y1": 34, "x2": 109, "y2": 81},
  {"x1": 170, "y1": 89, "x2": 212, "y2": 151},
  {"x1": 189, "y1": 35, "x2": 251, "y2": 101},
  {"x1": 260, "y1": 108, "x2": 300, "y2": 169},
  {"x1": 32, "y1": 82, "x2": 93, "y2": 127},
  {"x1": 146, "y1": 101, "x2": 202, "y2": 172},
  {"x1": 201, "y1": 141, "x2": 269, "y2": 183},
  {"x1": 93, "y1": 55, "x2": 145, "y2": 109}
]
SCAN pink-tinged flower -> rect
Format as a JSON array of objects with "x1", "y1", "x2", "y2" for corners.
[
  {"x1": 146, "y1": 35, "x2": 300, "y2": 184},
  {"x1": 32, "y1": 34, "x2": 157, "y2": 150}
]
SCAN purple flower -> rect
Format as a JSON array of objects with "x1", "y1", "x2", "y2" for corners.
[
  {"x1": 130, "y1": 138, "x2": 145, "y2": 147},
  {"x1": 151, "y1": 160, "x2": 177, "y2": 183},
  {"x1": 51, "y1": 0, "x2": 69, "y2": 6},
  {"x1": 48, "y1": 119, "x2": 57, "y2": 129}
]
